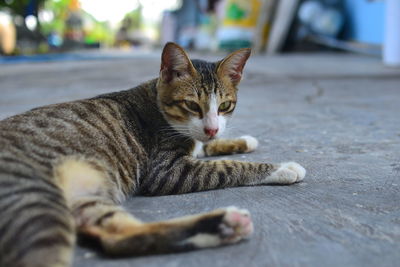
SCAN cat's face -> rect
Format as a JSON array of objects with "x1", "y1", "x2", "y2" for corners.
[{"x1": 157, "y1": 43, "x2": 250, "y2": 142}]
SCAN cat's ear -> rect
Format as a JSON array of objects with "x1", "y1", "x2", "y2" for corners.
[
  {"x1": 160, "y1": 42, "x2": 196, "y2": 83},
  {"x1": 217, "y1": 48, "x2": 251, "y2": 85}
]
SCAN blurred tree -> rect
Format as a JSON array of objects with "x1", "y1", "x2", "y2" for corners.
[
  {"x1": 115, "y1": 4, "x2": 143, "y2": 46},
  {"x1": 40, "y1": 0, "x2": 71, "y2": 35},
  {"x1": 0, "y1": 0, "x2": 45, "y2": 18},
  {"x1": 123, "y1": 4, "x2": 142, "y2": 30}
]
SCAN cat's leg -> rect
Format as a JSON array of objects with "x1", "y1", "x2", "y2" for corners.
[
  {"x1": 196, "y1": 136, "x2": 258, "y2": 157},
  {"x1": 55, "y1": 157, "x2": 253, "y2": 256},
  {"x1": 0, "y1": 157, "x2": 75, "y2": 267},
  {"x1": 141, "y1": 155, "x2": 306, "y2": 195},
  {"x1": 77, "y1": 202, "x2": 253, "y2": 256}
]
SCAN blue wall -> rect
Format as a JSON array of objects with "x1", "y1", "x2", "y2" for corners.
[{"x1": 343, "y1": 0, "x2": 385, "y2": 45}]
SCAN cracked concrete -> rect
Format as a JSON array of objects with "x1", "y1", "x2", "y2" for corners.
[{"x1": 1, "y1": 51, "x2": 400, "y2": 267}]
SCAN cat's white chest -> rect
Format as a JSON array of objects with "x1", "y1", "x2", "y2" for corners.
[{"x1": 192, "y1": 140, "x2": 205, "y2": 158}]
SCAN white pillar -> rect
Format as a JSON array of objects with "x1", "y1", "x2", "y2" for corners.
[{"x1": 383, "y1": 0, "x2": 400, "y2": 66}]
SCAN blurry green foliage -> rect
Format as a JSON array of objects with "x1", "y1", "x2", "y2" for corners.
[
  {"x1": 41, "y1": 0, "x2": 71, "y2": 35},
  {"x1": 83, "y1": 14, "x2": 113, "y2": 45}
]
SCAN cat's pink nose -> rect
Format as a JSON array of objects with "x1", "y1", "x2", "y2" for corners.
[{"x1": 204, "y1": 128, "x2": 218, "y2": 137}]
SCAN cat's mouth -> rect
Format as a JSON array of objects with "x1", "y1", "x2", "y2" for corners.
[
  {"x1": 191, "y1": 135, "x2": 209, "y2": 142},
  {"x1": 168, "y1": 122, "x2": 220, "y2": 142},
  {"x1": 207, "y1": 136, "x2": 217, "y2": 141},
  {"x1": 190, "y1": 127, "x2": 222, "y2": 142},
  {"x1": 194, "y1": 134, "x2": 218, "y2": 143},
  {"x1": 187, "y1": 131, "x2": 215, "y2": 142}
]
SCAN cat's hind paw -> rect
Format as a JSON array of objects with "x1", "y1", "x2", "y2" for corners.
[
  {"x1": 265, "y1": 162, "x2": 306, "y2": 184},
  {"x1": 184, "y1": 206, "x2": 253, "y2": 248},
  {"x1": 239, "y1": 135, "x2": 259, "y2": 153},
  {"x1": 220, "y1": 206, "x2": 254, "y2": 244}
]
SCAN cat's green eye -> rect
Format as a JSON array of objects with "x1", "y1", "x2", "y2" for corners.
[
  {"x1": 184, "y1": 101, "x2": 201, "y2": 112},
  {"x1": 218, "y1": 101, "x2": 232, "y2": 112}
]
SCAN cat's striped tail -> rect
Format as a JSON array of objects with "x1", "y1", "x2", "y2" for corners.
[{"x1": 0, "y1": 158, "x2": 75, "y2": 267}]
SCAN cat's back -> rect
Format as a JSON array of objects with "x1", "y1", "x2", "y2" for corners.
[{"x1": 0, "y1": 84, "x2": 155, "y2": 179}]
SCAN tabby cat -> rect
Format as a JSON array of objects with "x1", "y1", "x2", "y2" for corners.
[{"x1": 0, "y1": 42, "x2": 306, "y2": 267}]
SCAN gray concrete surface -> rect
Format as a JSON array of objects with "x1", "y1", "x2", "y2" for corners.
[{"x1": 1, "y1": 51, "x2": 400, "y2": 267}]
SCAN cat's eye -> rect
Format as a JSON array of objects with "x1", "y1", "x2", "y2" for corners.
[
  {"x1": 184, "y1": 101, "x2": 201, "y2": 112},
  {"x1": 218, "y1": 101, "x2": 232, "y2": 112},
  {"x1": 174, "y1": 71, "x2": 182, "y2": 78}
]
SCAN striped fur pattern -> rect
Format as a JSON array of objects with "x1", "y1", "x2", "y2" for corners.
[{"x1": 0, "y1": 43, "x2": 305, "y2": 267}]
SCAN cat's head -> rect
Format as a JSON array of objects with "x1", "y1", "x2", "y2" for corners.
[{"x1": 157, "y1": 42, "x2": 250, "y2": 142}]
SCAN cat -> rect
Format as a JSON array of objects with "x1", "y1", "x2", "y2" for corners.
[{"x1": 0, "y1": 42, "x2": 305, "y2": 267}]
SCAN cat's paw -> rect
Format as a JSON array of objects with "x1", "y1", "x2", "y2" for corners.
[
  {"x1": 266, "y1": 162, "x2": 306, "y2": 184},
  {"x1": 182, "y1": 206, "x2": 253, "y2": 249},
  {"x1": 239, "y1": 135, "x2": 258, "y2": 153},
  {"x1": 219, "y1": 206, "x2": 254, "y2": 244}
]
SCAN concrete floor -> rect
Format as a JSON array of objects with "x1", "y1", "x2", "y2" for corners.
[{"x1": 1, "y1": 51, "x2": 400, "y2": 267}]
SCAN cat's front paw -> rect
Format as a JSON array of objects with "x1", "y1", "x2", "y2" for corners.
[
  {"x1": 265, "y1": 162, "x2": 306, "y2": 184},
  {"x1": 239, "y1": 135, "x2": 259, "y2": 153},
  {"x1": 220, "y1": 206, "x2": 254, "y2": 244}
]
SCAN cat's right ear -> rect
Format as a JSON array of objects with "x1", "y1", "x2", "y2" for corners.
[
  {"x1": 217, "y1": 48, "x2": 251, "y2": 86},
  {"x1": 159, "y1": 42, "x2": 196, "y2": 83}
]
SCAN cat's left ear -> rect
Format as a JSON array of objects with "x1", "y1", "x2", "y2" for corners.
[
  {"x1": 217, "y1": 48, "x2": 251, "y2": 86},
  {"x1": 160, "y1": 42, "x2": 196, "y2": 83}
]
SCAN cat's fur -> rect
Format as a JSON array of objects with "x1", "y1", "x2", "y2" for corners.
[{"x1": 0, "y1": 43, "x2": 305, "y2": 267}]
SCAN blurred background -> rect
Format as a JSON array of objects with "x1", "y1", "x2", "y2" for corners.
[
  {"x1": 0, "y1": 0, "x2": 398, "y2": 65},
  {"x1": 1, "y1": 3, "x2": 400, "y2": 266}
]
